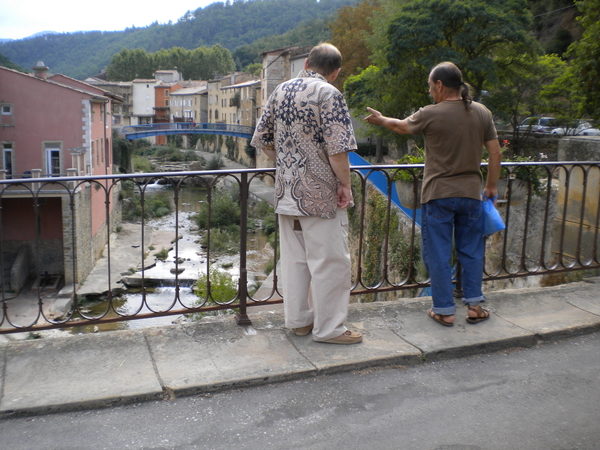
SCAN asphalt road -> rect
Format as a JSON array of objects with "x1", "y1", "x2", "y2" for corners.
[{"x1": 1, "y1": 332, "x2": 599, "y2": 450}]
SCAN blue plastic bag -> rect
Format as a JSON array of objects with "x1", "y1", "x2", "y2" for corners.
[{"x1": 482, "y1": 194, "x2": 505, "y2": 237}]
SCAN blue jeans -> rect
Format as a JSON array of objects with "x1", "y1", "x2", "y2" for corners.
[{"x1": 421, "y1": 197, "x2": 486, "y2": 316}]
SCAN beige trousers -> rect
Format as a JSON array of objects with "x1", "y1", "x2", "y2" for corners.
[{"x1": 278, "y1": 209, "x2": 351, "y2": 341}]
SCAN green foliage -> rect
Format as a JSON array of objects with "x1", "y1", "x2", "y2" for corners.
[
  {"x1": 195, "y1": 268, "x2": 238, "y2": 303},
  {"x1": 346, "y1": 0, "x2": 541, "y2": 146},
  {"x1": 545, "y1": 27, "x2": 574, "y2": 57},
  {"x1": 391, "y1": 148, "x2": 424, "y2": 182},
  {"x1": 105, "y1": 45, "x2": 235, "y2": 81},
  {"x1": 225, "y1": 136, "x2": 236, "y2": 160},
  {"x1": 244, "y1": 140, "x2": 257, "y2": 165},
  {"x1": 106, "y1": 48, "x2": 153, "y2": 80},
  {"x1": 112, "y1": 129, "x2": 133, "y2": 173},
  {"x1": 167, "y1": 135, "x2": 184, "y2": 148},
  {"x1": 482, "y1": 143, "x2": 547, "y2": 195},
  {"x1": 263, "y1": 260, "x2": 275, "y2": 276},
  {"x1": 132, "y1": 156, "x2": 154, "y2": 173},
  {"x1": 232, "y1": 17, "x2": 333, "y2": 69},
  {"x1": 567, "y1": 0, "x2": 600, "y2": 120},
  {"x1": 483, "y1": 54, "x2": 567, "y2": 136},
  {"x1": 540, "y1": 63, "x2": 585, "y2": 124},
  {"x1": 122, "y1": 190, "x2": 174, "y2": 221},
  {"x1": 205, "y1": 155, "x2": 225, "y2": 170},
  {"x1": 329, "y1": 0, "x2": 381, "y2": 90},
  {"x1": 242, "y1": 63, "x2": 262, "y2": 76},
  {"x1": 253, "y1": 201, "x2": 276, "y2": 236},
  {"x1": 348, "y1": 176, "x2": 422, "y2": 290},
  {"x1": 0, "y1": 52, "x2": 25, "y2": 72},
  {"x1": 133, "y1": 139, "x2": 153, "y2": 151},
  {"x1": 154, "y1": 248, "x2": 169, "y2": 261},
  {"x1": 153, "y1": 147, "x2": 198, "y2": 162},
  {"x1": 503, "y1": 153, "x2": 546, "y2": 196},
  {"x1": 383, "y1": 0, "x2": 538, "y2": 100},
  {"x1": 201, "y1": 227, "x2": 240, "y2": 254},
  {"x1": 195, "y1": 188, "x2": 240, "y2": 229}
]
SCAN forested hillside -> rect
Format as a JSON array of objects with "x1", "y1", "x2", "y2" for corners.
[
  {"x1": 0, "y1": 0, "x2": 358, "y2": 80},
  {"x1": 0, "y1": 53, "x2": 24, "y2": 72}
]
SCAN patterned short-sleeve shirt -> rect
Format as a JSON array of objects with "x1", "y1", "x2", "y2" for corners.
[{"x1": 251, "y1": 70, "x2": 357, "y2": 219}]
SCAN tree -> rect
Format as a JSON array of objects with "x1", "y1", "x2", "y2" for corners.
[
  {"x1": 567, "y1": 0, "x2": 600, "y2": 120},
  {"x1": 204, "y1": 44, "x2": 236, "y2": 78},
  {"x1": 383, "y1": 0, "x2": 540, "y2": 102},
  {"x1": 106, "y1": 48, "x2": 154, "y2": 80},
  {"x1": 345, "y1": 65, "x2": 410, "y2": 160},
  {"x1": 242, "y1": 63, "x2": 262, "y2": 77},
  {"x1": 105, "y1": 45, "x2": 235, "y2": 81},
  {"x1": 154, "y1": 47, "x2": 188, "y2": 74},
  {"x1": 112, "y1": 130, "x2": 133, "y2": 173},
  {"x1": 539, "y1": 64, "x2": 586, "y2": 128},
  {"x1": 329, "y1": 0, "x2": 382, "y2": 90},
  {"x1": 483, "y1": 54, "x2": 566, "y2": 142},
  {"x1": 344, "y1": 0, "x2": 541, "y2": 147}
]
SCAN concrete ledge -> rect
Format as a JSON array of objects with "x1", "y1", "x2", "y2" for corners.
[
  {"x1": 144, "y1": 321, "x2": 318, "y2": 398},
  {"x1": 493, "y1": 283, "x2": 600, "y2": 343},
  {"x1": 0, "y1": 330, "x2": 163, "y2": 418}
]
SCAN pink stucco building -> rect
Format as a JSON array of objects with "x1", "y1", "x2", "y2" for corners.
[{"x1": 0, "y1": 63, "x2": 122, "y2": 293}]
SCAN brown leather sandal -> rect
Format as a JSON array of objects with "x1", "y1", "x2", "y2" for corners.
[
  {"x1": 428, "y1": 309, "x2": 454, "y2": 327},
  {"x1": 466, "y1": 305, "x2": 490, "y2": 324}
]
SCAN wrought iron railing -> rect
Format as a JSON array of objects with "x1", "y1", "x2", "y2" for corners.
[{"x1": 1, "y1": 161, "x2": 599, "y2": 334}]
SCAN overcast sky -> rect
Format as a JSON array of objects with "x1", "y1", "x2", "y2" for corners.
[{"x1": 0, "y1": 0, "x2": 222, "y2": 41}]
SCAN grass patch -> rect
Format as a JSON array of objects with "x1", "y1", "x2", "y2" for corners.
[{"x1": 154, "y1": 248, "x2": 169, "y2": 261}]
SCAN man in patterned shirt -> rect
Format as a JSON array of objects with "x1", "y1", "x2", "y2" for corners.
[{"x1": 251, "y1": 43, "x2": 362, "y2": 344}]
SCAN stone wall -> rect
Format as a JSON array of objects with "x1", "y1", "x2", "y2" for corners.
[
  {"x1": 483, "y1": 186, "x2": 559, "y2": 292},
  {"x1": 557, "y1": 136, "x2": 600, "y2": 161},
  {"x1": 347, "y1": 176, "x2": 590, "y2": 300},
  {"x1": 62, "y1": 187, "x2": 92, "y2": 285},
  {"x1": 502, "y1": 134, "x2": 560, "y2": 160}
]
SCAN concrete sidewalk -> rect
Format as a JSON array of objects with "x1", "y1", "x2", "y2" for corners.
[{"x1": 1, "y1": 277, "x2": 599, "y2": 418}]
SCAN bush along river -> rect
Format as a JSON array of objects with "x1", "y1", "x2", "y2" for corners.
[{"x1": 67, "y1": 183, "x2": 275, "y2": 334}]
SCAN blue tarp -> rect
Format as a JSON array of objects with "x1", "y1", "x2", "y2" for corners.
[{"x1": 348, "y1": 152, "x2": 421, "y2": 226}]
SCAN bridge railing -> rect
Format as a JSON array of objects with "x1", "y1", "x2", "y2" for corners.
[
  {"x1": 1, "y1": 161, "x2": 599, "y2": 334},
  {"x1": 120, "y1": 122, "x2": 255, "y2": 139}
]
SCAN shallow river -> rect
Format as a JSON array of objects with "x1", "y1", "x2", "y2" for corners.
[{"x1": 68, "y1": 184, "x2": 273, "y2": 334}]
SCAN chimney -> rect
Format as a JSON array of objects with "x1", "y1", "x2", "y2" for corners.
[{"x1": 32, "y1": 61, "x2": 49, "y2": 80}]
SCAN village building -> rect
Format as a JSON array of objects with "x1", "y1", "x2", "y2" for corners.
[
  {"x1": 169, "y1": 82, "x2": 208, "y2": 123},
  {"x1": 85, "y1": 78, "x2": 134, "y2": 127},
  {"x1": 254, "y1": 46, "x2": 310, "y2": 168},
  {"x1": 0, "y1": 63, "x2": 122, "y2": 294}
]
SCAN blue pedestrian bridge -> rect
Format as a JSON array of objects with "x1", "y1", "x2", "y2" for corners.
[{"x1": 119, "y1": 122, "x2": 254, "y2": 140}]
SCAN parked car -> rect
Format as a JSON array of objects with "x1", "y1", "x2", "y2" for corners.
[
  {"x1": 551, "y1": 120, "x2": 600, "y2": 136},
  {"x1": 516, "y1": 117, "x2": 559, "y2": 134}
]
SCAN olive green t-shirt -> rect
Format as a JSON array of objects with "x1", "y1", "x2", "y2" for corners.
[{"x1": 407, "y1": 100, "x2": 497, "y2": 204}]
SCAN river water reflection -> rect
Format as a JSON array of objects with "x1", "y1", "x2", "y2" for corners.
[{"x1": 68, "y1": 184, "x2": 273, "y2": 334}]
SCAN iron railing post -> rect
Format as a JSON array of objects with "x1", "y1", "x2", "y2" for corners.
[{"x1": 236, "y1": 172, "x2": 252, "y2": 325}]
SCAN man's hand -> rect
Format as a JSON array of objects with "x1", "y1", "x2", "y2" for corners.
[
  {"x1": 364, "y1": 107, "x2": 411, "y2": 135},
  {"x1": 337, "y1": 184, "x2": 353, "y2": 209},
  {"x1": 364, "y1": 107, "x2": 383, "y2": 126},
  {"x1": 329, "y1": 152, "x2": 352, "y2": 208}
]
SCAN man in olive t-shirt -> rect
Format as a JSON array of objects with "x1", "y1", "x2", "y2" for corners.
[{"x1": 364, "y1": 61, "x2": 502, "y2": 327}]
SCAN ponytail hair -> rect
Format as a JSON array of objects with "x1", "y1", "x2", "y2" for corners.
[{"x1": 431, "y1": 62, "x2": 472, "y2": 110}]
